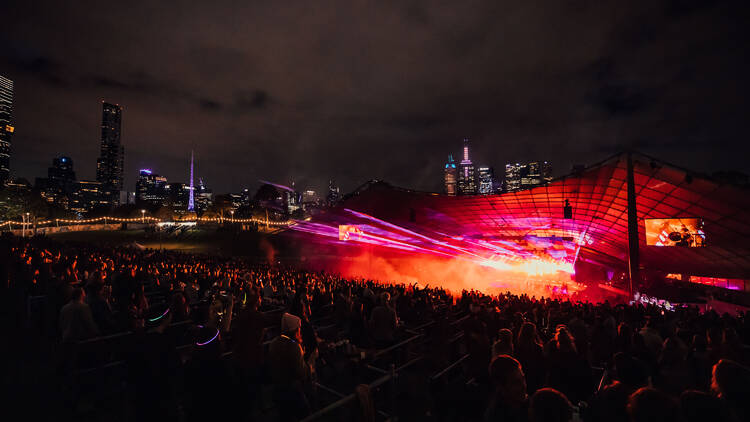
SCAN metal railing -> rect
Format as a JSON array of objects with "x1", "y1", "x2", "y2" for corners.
[
  {"x1": 302, "y1": 364, "x2": 397, "y2": 422},
  {"x1": 430, "y1": 353, "x2": 470, "y2": 381},
  {"x1": 373, "y1": 334, "x2": 422, "y2": 359}
]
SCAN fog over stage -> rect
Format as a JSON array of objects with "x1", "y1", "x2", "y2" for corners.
[{"x1": 288, "y1": 211, "x2": 580, "y2": 297}]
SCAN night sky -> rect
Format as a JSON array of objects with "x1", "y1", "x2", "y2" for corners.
[{"x1": 2, "y1": 1, "x2": 748, "y2": 194}]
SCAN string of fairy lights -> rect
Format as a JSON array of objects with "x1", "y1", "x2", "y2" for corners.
[{"x1": 0, "y1": 215, "x2": 295, "y2": 229}]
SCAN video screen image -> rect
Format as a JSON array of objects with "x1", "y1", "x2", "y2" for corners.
[
  {"x1": 338, "y1": 225, "x2": 363, "y2": 241},
  {"x1": 644, "y1": 218, "x2": 705, "y2": 247}
]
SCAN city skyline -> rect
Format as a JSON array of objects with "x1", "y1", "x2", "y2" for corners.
[
  {"x1": 4, "y1": 102, "x2": 750, "y2": 198},
  {"x1": 1, "y1": 2, "x2": 749, "y2": 194},
  {"x1": 0, "y1": 80, "x2": 569, "y2": 197},
  {"x1": 5, "y1": 95, "x2": 569, "y2": 197}
]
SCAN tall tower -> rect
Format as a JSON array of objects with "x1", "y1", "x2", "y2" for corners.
[
  {"x1": 326, "y1": 180, "x2": 340, "y2": 205},
  {"x1": 444, "y1": 155, "x2": 457, "y2": 195},
  {"x1": 457, "y1": 138, "x2": 476, "y2": 195},
  {"x1": 48, "y1": 156, "x2": 76, "y2": 190},
  {"x1": 504, "y1": 163, "x2": 522, "y2": 192},
  {"x1": 135, "y1": 169, "x2": 168, "y2": 206},
  {"x1": 0, "y1": 75, "x2": 14, "y2": 186},
  {"x1": 541, "y1": 161, "x2": 552, "y2": 183},
  {"x1": 188, "y1": 150, "x2": 195, "y2": 211},
  {"x1": 96, "y1": 102, "x2": 124, "y2": 204},
  {"x1": 477, "y1": 166, "x2": 494, "y2": 194}
]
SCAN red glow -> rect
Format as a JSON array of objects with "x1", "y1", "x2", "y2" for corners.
[
  {"x1": 296, "y1": 243, "x2": 580, "y2": 298},
  {"x1": 292, "y1": 209, "x2": 580, "y2": 296}
]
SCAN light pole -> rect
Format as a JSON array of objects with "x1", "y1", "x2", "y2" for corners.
[
  {"x1": 230, "y1": 210, "x2": 234, "y2": 224},
  {"x1": 22, "y1": 212, "x2": 29, "y2": 238},
  {"x1": 141, "y1": 209, "x2": 146, "y2": 224}
]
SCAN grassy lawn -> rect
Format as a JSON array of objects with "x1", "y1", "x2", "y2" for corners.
[{"x1": 46, "y1": 227, "x2": 282, "y2": 256}]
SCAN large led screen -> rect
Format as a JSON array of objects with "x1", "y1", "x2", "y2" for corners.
[
  {"x1": 338, "y1": 225, "x2": 363, "y2": 241},
  {"x1": 645, "y1": 218, "x2": 705, "y2": 247}
]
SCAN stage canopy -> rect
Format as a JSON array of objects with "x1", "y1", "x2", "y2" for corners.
[{"x1": 294, "y1": 152, "x2": 750, "y2": 284}]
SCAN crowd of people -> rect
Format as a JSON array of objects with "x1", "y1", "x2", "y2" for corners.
[{"x1": 1, "y1": 233, "x2": 749, "y2": 421}]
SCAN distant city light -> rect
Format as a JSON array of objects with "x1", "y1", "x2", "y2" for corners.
[{"x1": 157, "y1": 221, "x2": 197, "y2": 227}]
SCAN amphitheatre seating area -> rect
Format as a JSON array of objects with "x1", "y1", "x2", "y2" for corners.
[{"x1": 2, "y1": 234, "x2": 750, "y2": 421}]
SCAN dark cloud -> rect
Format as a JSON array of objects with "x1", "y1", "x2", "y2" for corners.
[
  {"x1": 388, "y1": 113, "x2": 445, "y2": 131},
  {"x1": 198, "y1": 98, "x2": 222, "y2": 111},
  {"x1": 89, "y1": 76, "x2": 130, "y2": 90},
  {"x1": 6, "y1": 53, "x2": 67, "y2": 87},
  {"x1": 234, "y1": 90, "x2": 269, "y2": 112},
  {"x1": 0, "y1": 0, "x2": 748, "y2": 195},
  {"x1": 588, "y1": 83, "x2": 649, "y2": 116}
]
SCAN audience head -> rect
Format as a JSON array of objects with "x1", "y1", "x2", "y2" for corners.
[
  {"x1": 711, "y1": 359, "x2": 750, "y2": 403},
  {"x1": 247, "y1": 286, "x2": 261, "y2": 309},
  {"x1": 680, "y1": 390, "x2": 730, "y2": 422},
  {"x1": 723, "y1": 327, "x2": 739, "y2": 346},
  {"x1": 617, "y1": 322, "x2": 633, "y2": 350},
  {"x1": 659, "y1": 336, "x2": 687, "y2": 366},
  {"x1": 707, "y1": 326, "x2": 722, "y2": 347},
  {"x1": 592, "y1": 381, "x2": 630, "y2": 422},
  {"x1": 193, "y1": 325, "x2": 222, "y2": 360},
  {"x1": 90, "y1": 282, "x2": 106, "y2": 298},
  {"x1": 493, "y1": 328, "x2": 514, "y2": 356},
  {"x1": 529, "y1": 388, "x2": 573, "y2": 422},
  {"x1": 281, "y1": 312, "x2": 302, "y2": 338},
  {"x1": 517, "y1": 322, "x2": 541, "y2": 348},
  {"x1": 555, "y1": 325, "x2": 577, "y2": 353},
  {"x1": 489, "y1": 355, "x2": 527, "y2": 405},
  {"x1": 627, "y1": 387, "x2": 678, "y2": 422},
  {"x1": 613, "y1": 352, "x2": 649, "y2": 390},
  {"x1": 691, "y1": 333, "x2": 707, "y2": 352},
  {"x1": 170, "y1": 291, "x2": 190, "y2": 321},
  {"x1": 71, "y1": 287, "x2": 85, "y2": 303},
  {"x1": 145, "y1": 304, "x2": 172, "y2": 330}
]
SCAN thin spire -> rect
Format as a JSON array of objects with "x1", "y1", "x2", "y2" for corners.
[{"x1": 188, "y1": 150, "x2": 195, "y2": 211}]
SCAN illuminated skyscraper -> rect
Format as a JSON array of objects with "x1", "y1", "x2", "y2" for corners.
[
  {"x1": 457, "y1": 138, "x2": 476, "y2": 195},
  {"x1": 504, "y1": 163, "x2": 522, "y2": 192},
  {"x1": 505, "y1": 161, "x2": 552, "y2": 191},
  {"x1": 37, "y1": 156, "x2": 77, "y2": 206},
  {"x1": 135, "y1": 169, "x2": 168, "y2": 206},
  {"x1": 167, "y1": 182, "x2": 191, "y2": 210},
  {"x1": 70, "y1": 180, "x2": 106, "y2": 213},
  {"x1": 48, "y1": 156, "x2": 76, "y2": 200},
  {"x1": 302, "y1": 190, "x2": 319, "y2": 205},
  {"x1": 327, "y1": 180, "x2": 340, "y2": 205},
  {"x1": 477, "y1": 166, "x2": 494, "y2": 194},
  {"x1": 0, "y1": 75, "x2": 14, "y2": 185},
  {"x1": 444, "y1": 155, "x2": 457, "y2": 195},
  {"x1": 541, "y1": 161, "x2": 553, "y2": 183},
  {"x1": 196, "y1": 178, "x2": 213, "y2": 211},
  {"x1": 96, "y1": 102, "x2": 124, "y2": 204},
  {"x1": 521, "y1": 162, "x2": 542, "y2": 188}
]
